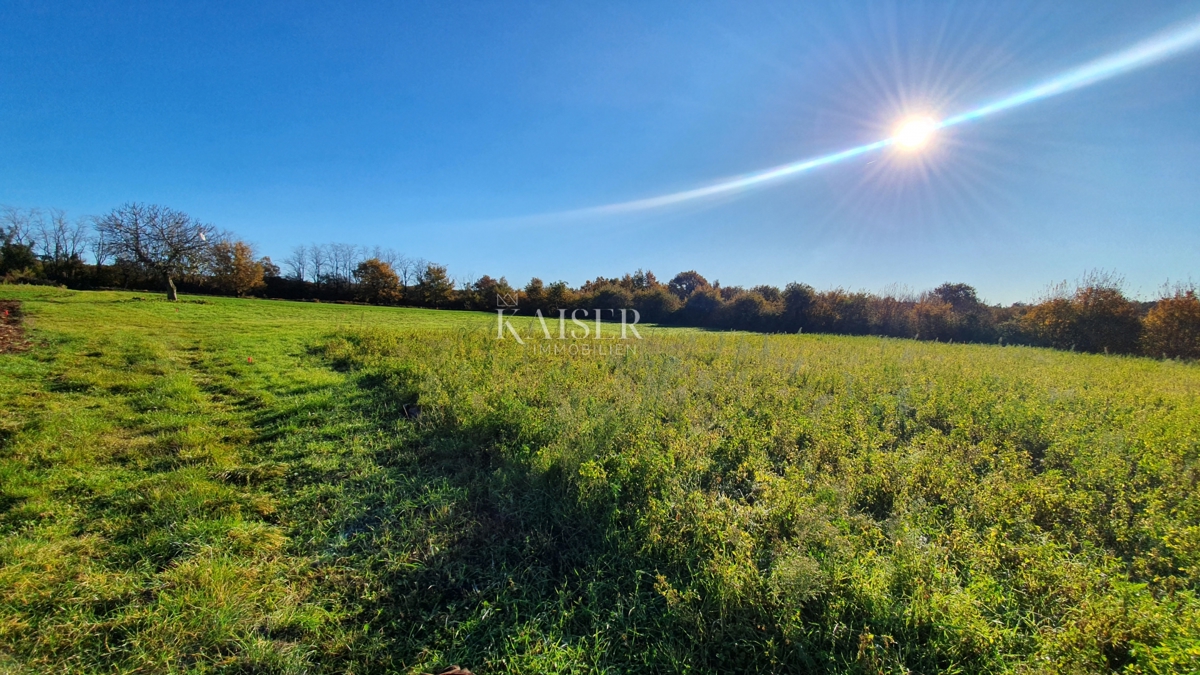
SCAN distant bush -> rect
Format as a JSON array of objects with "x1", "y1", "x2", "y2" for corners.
[
  {"x1": 811, "y1": 289, "x2": 871, "y2": 335},
  {"x1": 1142, "y1": 289, "x2": 1200, "y2": 359},
  {"x1": 587, "y1": 284, "x2": 634, "y2": 312},
  {"x1": 0, "y1": 242, "x2": 37, "y2": 277},
  {"x1": 911, "y1": 297, "x2": 956, "y2": 341},
  {"x1": 780, "y1": 282, "x2": 816, "y2": 332},
  {"x1": 931, "y1": 282, "x2": 981, "y2": 310},
  {"x1": 716, "y1": 291, "x2": 775, "y2": 331},
  {"x1": 867, "y1": 292, "x2": 915, "y2": 338},
  {"x1": 680, "y1": 288, "x2": 723, "y2": 326},
  {"x1": 1022, "y1": 296, "x2": 1076, "y2": 348},
  {"x1": 750, "y1": 284, "x2": 782, "y2": 303},
  {"x1": 1023, "y1": 275, "x2": 1142, "y2": 354},
  {"x1": 632, "y1": 286, "x2": 680, "y2": 323}
]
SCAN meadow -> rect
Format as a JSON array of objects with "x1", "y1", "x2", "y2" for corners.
[{"x1": 0, "y1": 286, "x2": 1198, "y2": 674}]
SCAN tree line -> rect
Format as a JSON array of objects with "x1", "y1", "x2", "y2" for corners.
[{"x1": 3, "y1": 202, "x2": 1198, "y2": 359}]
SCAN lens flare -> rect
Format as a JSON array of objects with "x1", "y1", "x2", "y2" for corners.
[
  {"x1": 894, "y1": 117, "x2": 938, "y2": 149},
  {"x1": 532, "y1": 13, "x2": 1200, "y2": 220}
]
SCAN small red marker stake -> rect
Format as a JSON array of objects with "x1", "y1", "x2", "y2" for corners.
[{"x1": 247, "y1": 357, "x2": 254, "y2": 364}]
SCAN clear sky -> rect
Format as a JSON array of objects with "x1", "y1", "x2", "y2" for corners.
[{"x1": 3, "y1": 1, "x2": 1199, "y2": 303}]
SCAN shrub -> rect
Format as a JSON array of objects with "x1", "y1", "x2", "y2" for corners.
[
  {"x1": 868, "y1": 293, "x2": 915, "y2": 338},
  {"x1": 0, "y1": 242, "x2": 38, "y2": 276},
  {"x1": 1022, "y1": 297, "x2": 1077, "y2": 349},
  {"x1": 1072, "y1": 284, "x2": 1142, "y2": 354},
  {"x1": 716, "y1": 291, "x2": 770, "y2": 330},
  {"x1": 932, "y1": 282, "x2": 982, "y2": 311},
  {"x1": 780, "y1": 283, "x2": 815, "y2": 332},
  {"x1": 751, "y1": 285, "x2": 782, "y2": 303},
  {"x1": 1141, "y1": 289, "x2": 1200, "y2": 359},
  {"x1": 717, "y1": 285, "x2": 744, "y2": 301},
  {"x1": 1022, "y1": 276, "x2": 1142, "y2": 354},
  {"x1": 632, "y1": 286, "x2": 680, "y2": 323},
  {"x1": 463, "y1": 275, "x2": 514, "y2": 311},
  {"x1": 680, "y1": 288, "x2": 723, "y2": 325},
  {"x1": 811, "y1": 289, "x2": 871, "y2": 335},
  {"x1": 912, "y1": 298, "x2": 955, "y2": 341},
  {"x1": 588, "y1": 284, "x2": 634, "y2": 312}
]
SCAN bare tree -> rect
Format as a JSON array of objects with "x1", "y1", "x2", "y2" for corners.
[
  {"x1": 90, "y1": 220, "x2": 111, "y2": 268},
  {"x1": 370, "y1": 246, "x2": 402, "y2": 269},
  {"x1": 395, "y1": 255, "x2": 423, "y2": 301},
  {"x1": 1, "y1": 206, "x2": 35, "y2": 246},
  {"x1": 329, "y1": 243, "x2": 348, "y2": 287},
  {"x1": 310, "y1": 244, "x2": 330, "y2": 286},
  {"x1": 35, "y1": 209, "x2": 91, "y2": 272},
  {"x1": 95, "y1": 203, "x2": 215, "y2": 300},
  {"x1": 327, "y1": 242, "x2": 363, "y2": 291},
  {"x1": 342, "y1": 244, "x2": 362, "y2": 283},
  {"x1": 284, "y1": 244, "x2": 310, "y2": 281}
]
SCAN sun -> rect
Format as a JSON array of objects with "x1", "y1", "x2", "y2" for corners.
[{"x1": 894, "y1": 116, "x2": 939, "y2": 149}]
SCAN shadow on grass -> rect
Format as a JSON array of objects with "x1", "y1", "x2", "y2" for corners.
[{"x1": 257, "y1": 365, "x2": 759, "y2": 674}]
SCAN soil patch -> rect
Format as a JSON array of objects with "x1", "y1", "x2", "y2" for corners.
[{"x1": 0, "y1": 301, "x2": 29, "y2": 354}]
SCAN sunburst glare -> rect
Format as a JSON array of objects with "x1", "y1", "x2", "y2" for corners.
[
  {"x1": 893, "y1": 116, "x2": 939, "y2": 149},
  {"x1": 504, "y1": 10, "x2": 1200, "y2": 226}
]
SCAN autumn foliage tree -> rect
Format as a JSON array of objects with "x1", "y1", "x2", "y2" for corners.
[
  {"x1": 911, "y1": 297, "x2": 955, "y2": 341},
  {"x1": 718, "y1": 291, "x2": 774, "y2": 331},
  {"x1": 417, "y1": 263, "x2": 454, "y2": 307},
  {"x1": 632, "y1": 286, "x2": 680, "y2": 322},
  {"x1": 208, "y1": 240, "x2": 265, "y2": 297},
  {"x1": 353, "y1": 258, "x2": 402, "y2": 305},
  {"x1": 1022, "y1": 275, "x2": 1142, "y2": 354},
  {"x1": 1141, "y1": 289, "x2": 1200, "y2": 359},
  {"x1": 668, "y1": 270, "x2": 709, "y2": 300},
  {"x1": 464, "y1": 275, "x2": 514, "y2": 311},
  {"x1": 1071, "y1": 284, "x2": 1142, "y2": 353},
  {"x1": 544, "y1": 281, "x2": 575, "y2": 311},
  {"x1": 588, "y1": 284, "x2": 634, "y2": 312}
]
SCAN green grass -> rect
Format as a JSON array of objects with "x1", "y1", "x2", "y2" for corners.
[{"x1": 1, "y1": 286, "x2": 1198, "y2": 674}]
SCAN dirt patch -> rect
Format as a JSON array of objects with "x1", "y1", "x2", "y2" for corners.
[{"x1": 0, "y1": 301, "x2": 30, "y2": 354}]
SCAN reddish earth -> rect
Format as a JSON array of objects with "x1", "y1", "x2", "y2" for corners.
[{"x1": 0, "y1": 301, "x2": 29, "y2": 354}]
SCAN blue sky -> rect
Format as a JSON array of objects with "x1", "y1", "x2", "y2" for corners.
[{"x1": 2, "y1": 1, "x2": 1199, "y2": 303}]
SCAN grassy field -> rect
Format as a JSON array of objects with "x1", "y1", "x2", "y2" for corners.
[{"x1": 1, "y1": 286, "x2": 1198, "y2": 674}]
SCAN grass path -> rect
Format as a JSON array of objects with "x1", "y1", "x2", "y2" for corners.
[{"x1": 0, "y1": 288, "x2": 490, "y2": 672}]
